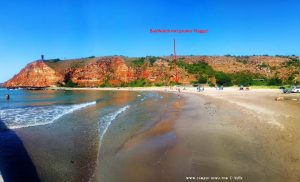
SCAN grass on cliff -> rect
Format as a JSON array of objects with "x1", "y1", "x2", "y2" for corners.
[
  {"x1": 45, "y1": 58, "x2": 96, "y2": 73},
  {"x1": 177, "y1": 60, "x2": 293, "y2": 87},
  {"x1": 52, "y1": 56, "x2": 299, "y2": 88},
  {"x1": 99, "y1": 79, "x2": 149, "y2": 87},
  {"x1": 127, "y1": 79, "x2": 147, "y2": 87},
  {"x1": 127, "y1": 56, "x2": 161, "y2": 67},
  {"x1": 284, "y1": 58, "x2": 300, "y2": 67},
  {"x1": 58, "y1": 79, "x2": 79, "y2": 87}
]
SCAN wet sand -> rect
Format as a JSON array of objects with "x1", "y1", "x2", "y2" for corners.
[
  {"x1": 170, "y1": 92, "x2": 300, "y2": 182},
  {"x1": 98, "y1": 89, "x2": 300, "y2": 182},
  {"x1": 14, "y1": 110, "x2": 100, "y2": 182},
  {"x1": 7, "y1": 91, "x2": 139, "y2": 182},
  {"x1": 3, "y1": 88, "x2": 300, "y2": 181}
]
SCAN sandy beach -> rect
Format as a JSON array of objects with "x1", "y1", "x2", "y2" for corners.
[
  {"x1": 2, "y1": 86, "x2": 300, "y2": 182},
  {"x1": 82, "y1": 87, "x2": 299, "y2": 182},
  {"x1": 2, "y1": 0, "x2": 300, "y2": 181}
]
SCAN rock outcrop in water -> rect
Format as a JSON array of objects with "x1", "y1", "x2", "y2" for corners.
[{"x1": 4, "y1": 56, "x2": 300, "y2": 88}]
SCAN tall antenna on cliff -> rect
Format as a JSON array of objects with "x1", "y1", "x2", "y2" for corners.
[{"x1": 174, "y1": 38, "x2": 179, "y2": 83}]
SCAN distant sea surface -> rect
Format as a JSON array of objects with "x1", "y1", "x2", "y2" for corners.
[
  {"x1": 0, "y1": 87, "x2": 165, "y2": 132},
  {"x1": 0, "y1": 88, "x2": 176, "y2": 181}
]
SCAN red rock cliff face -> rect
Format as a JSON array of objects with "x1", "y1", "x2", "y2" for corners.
[
  {"x1": 4, "y1": 56, "x2": 299, "y2": 87},
  {"x1": 4, "y1": 61, "x2": 64, "y2": 87},
  {"x1": 63, "y1": 57, "x2": 188, "y2": 87},
  {"x1": 68, "y1": 57, "x2": 137, "y2": 87},
  {"x1": 165, "y1": 56, "x2": 297, "y2": 80}
]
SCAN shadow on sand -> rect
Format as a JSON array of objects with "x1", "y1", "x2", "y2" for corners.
[{"x1": 0, "y1": 119, "x2": 40, "y2": 182}]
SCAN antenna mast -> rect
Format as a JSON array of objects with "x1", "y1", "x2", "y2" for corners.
[{"x1": 174, "y1": 38, "x2": 179, "y2": 83}]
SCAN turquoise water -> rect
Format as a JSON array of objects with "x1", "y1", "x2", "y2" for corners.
[
  {"x1": 0, "y1": 88, "x2": 173, "y2": 181},
  {"x1": 0, "y1": 88, "x2": 164, "y2": 139},
  {"x1": 0, "y1": 89, "x2": 100, "y2": 129}
]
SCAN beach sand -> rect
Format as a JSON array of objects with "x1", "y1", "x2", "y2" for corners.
[
  {"x1": 4, "y1": 87, "x2": 300, "y2": 181},
  {"x1": 90, "y1": 87, "x2": 300, "y2": 182}
]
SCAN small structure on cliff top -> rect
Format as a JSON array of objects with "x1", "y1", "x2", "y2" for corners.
[{"x1": 41, "y1": 55, "x2": 44, "y2": 61}]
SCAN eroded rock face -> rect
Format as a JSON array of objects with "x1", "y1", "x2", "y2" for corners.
[
  {"x1": 167, "y1": 56, "x2": 298, "y2": 81},
  {"x1": 64, "y1": 57, "x2": 185, "y2": 87},
  {"x1": 68, "y1": 57, "x2": 138, "y2": 87},
  {"x1": 4, "y1": 56, "x2": 299, "y2": 87},
  {"x1": 4, "y1": 61, "x2": 64, "y2": 87}
]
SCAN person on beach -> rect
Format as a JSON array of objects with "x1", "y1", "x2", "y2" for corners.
[
  {"x1": 240, "y1": 85, "x2": 244, "y2": 91},
  {"x1": 201, "y1": 86, "x2": 204, "y2": 91},
  {"x1": 197, "y1": 85, "x2": 201, "y2": 92},
  {"x1": 5, "y1": 94, "x2": 10, "y2": 100},
  {"x1": 177, "y1": 87, "x2": 181, "y2": 98}
]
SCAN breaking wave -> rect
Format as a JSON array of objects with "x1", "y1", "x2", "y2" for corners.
[
  {"x1": 98, "y1": 105, "x2": 130, "y2": 148},
  {"x1": 0, "y1": 101, "x2": 96, "y2": 129}
]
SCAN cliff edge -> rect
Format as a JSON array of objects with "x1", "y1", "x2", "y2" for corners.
[{"x1": 4, "y1": 55, "x2": 300, "y2": 88}]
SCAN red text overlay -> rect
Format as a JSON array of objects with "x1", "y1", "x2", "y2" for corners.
[{"x1": 150, "y1": 29, "x2": 208, "y2": 34}]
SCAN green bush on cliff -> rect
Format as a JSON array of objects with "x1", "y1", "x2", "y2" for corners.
[
  {"x1": 258, "y1": 63, "x2": 269, "y2": 69},
  {"x1": 99, "y1": 79, "x2": 111, "y2": 87},
  {"x1": 252, "y1": 79, "x2": 268, "y2": 86},
  {"x1": 169, "y1": 81, "x2": 182, "y2": 86},
  {"x1": 127, "y1": 79, "x2": 147, "y2": 87},
  {"x1": 131, "y1": 58, "x2": 145, "y2": 67},
  {"x1": 64, "y1": 80, "x2": 78, "y2": 87},
  {"x1": 47, "y1": 58, "x2": 61, "y2": 62},
  {"x1": 268, "y1": 77, "x2": 282, "y2": 86},
  {"x1": 177, "y1": 61, "x2": 286, "y2": 87},
  {"x1": 197, "y1": 74, "x2": 208, "y2": 84},
  {"x1": 232, "y1": 72, "x2": 253, "y2": 86},
  {"x1": 235, "y1": 56, "x2": 249, "y2": 64},
  {"x1": 147, "y1": 56, "x2": 160, "y2": 65},
  {"x1": 154, "y1": 82, "x2": 164, "y2": 87},
  {"x1": 177, "y1": 61, "x2": 214, "y2": 75},
  {"x1": 285, "y1": 58, "x2": 300, "y2": 67},
  {"x1": 177, "y1": 61, "x2": 214, "y2": 84},
  {"x1": 178, "y1": 61, "x2": 232, "y2": 86},
  {"x1": 215, "y1": 72, "x2": 232, "y2": 86}
]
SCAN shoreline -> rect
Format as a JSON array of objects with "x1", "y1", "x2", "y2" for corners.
[
  {"x1": 2, "y1": 87, "x2": 300, "y2": 181},
  {"x1": 94, "y1": 92, "x2": 181, "y2": 181},
  {"x1": 92, "y1": 87, "x2": 300, "y2": 181},
  {"x1": 88, "y1": 86, "x2": 300, "y2": 181},
  {"x1": 47, "y1": 86, "x2": 284, "y2": 94},
  {"x1": 108, "y1": 89, "x2": 300, "y2": 181},
  {"x1": 48, "y1": 86, "x2": 281, "y2": 91},
  {"x1": 47, "y1": 86, "x2": 300, "y2": 101}
]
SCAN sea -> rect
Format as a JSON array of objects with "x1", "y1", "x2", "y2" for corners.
[
  {"x1": 0, "y1": 88, "x2": 174, "y2": 181},
  {"x1": 0, "y1": 88, "x2": 169, "y2": 138}
]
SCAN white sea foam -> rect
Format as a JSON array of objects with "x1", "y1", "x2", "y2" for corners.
[
  {"x1": 0, "y1": 101, "x2": 96, "y2": 129},
  {"x1": 98, "y1": 105, "x2": 130, "y2": 148}
]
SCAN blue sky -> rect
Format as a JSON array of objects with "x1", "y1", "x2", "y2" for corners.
[{"x1": 0, "y1": 0, "x2": 300, "y2": 82}]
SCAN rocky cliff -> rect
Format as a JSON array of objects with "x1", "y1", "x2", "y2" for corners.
[
  {"x1": 4, "y1": 56, "x2": 300, "y2": 87},
  {"x1": 4, "y1": 61, "x2": 64, "y2": 87}
]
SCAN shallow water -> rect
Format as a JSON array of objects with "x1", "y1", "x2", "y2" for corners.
[
  {"x1": 0, "y1": 89, "x2": 171, "y2": 181},
  {"x1": 3, "y1": 89, "x2": 298, "y2": 181},
  {"x1": 0, "y1": 89, "x2": 159, "y2": 129}
]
